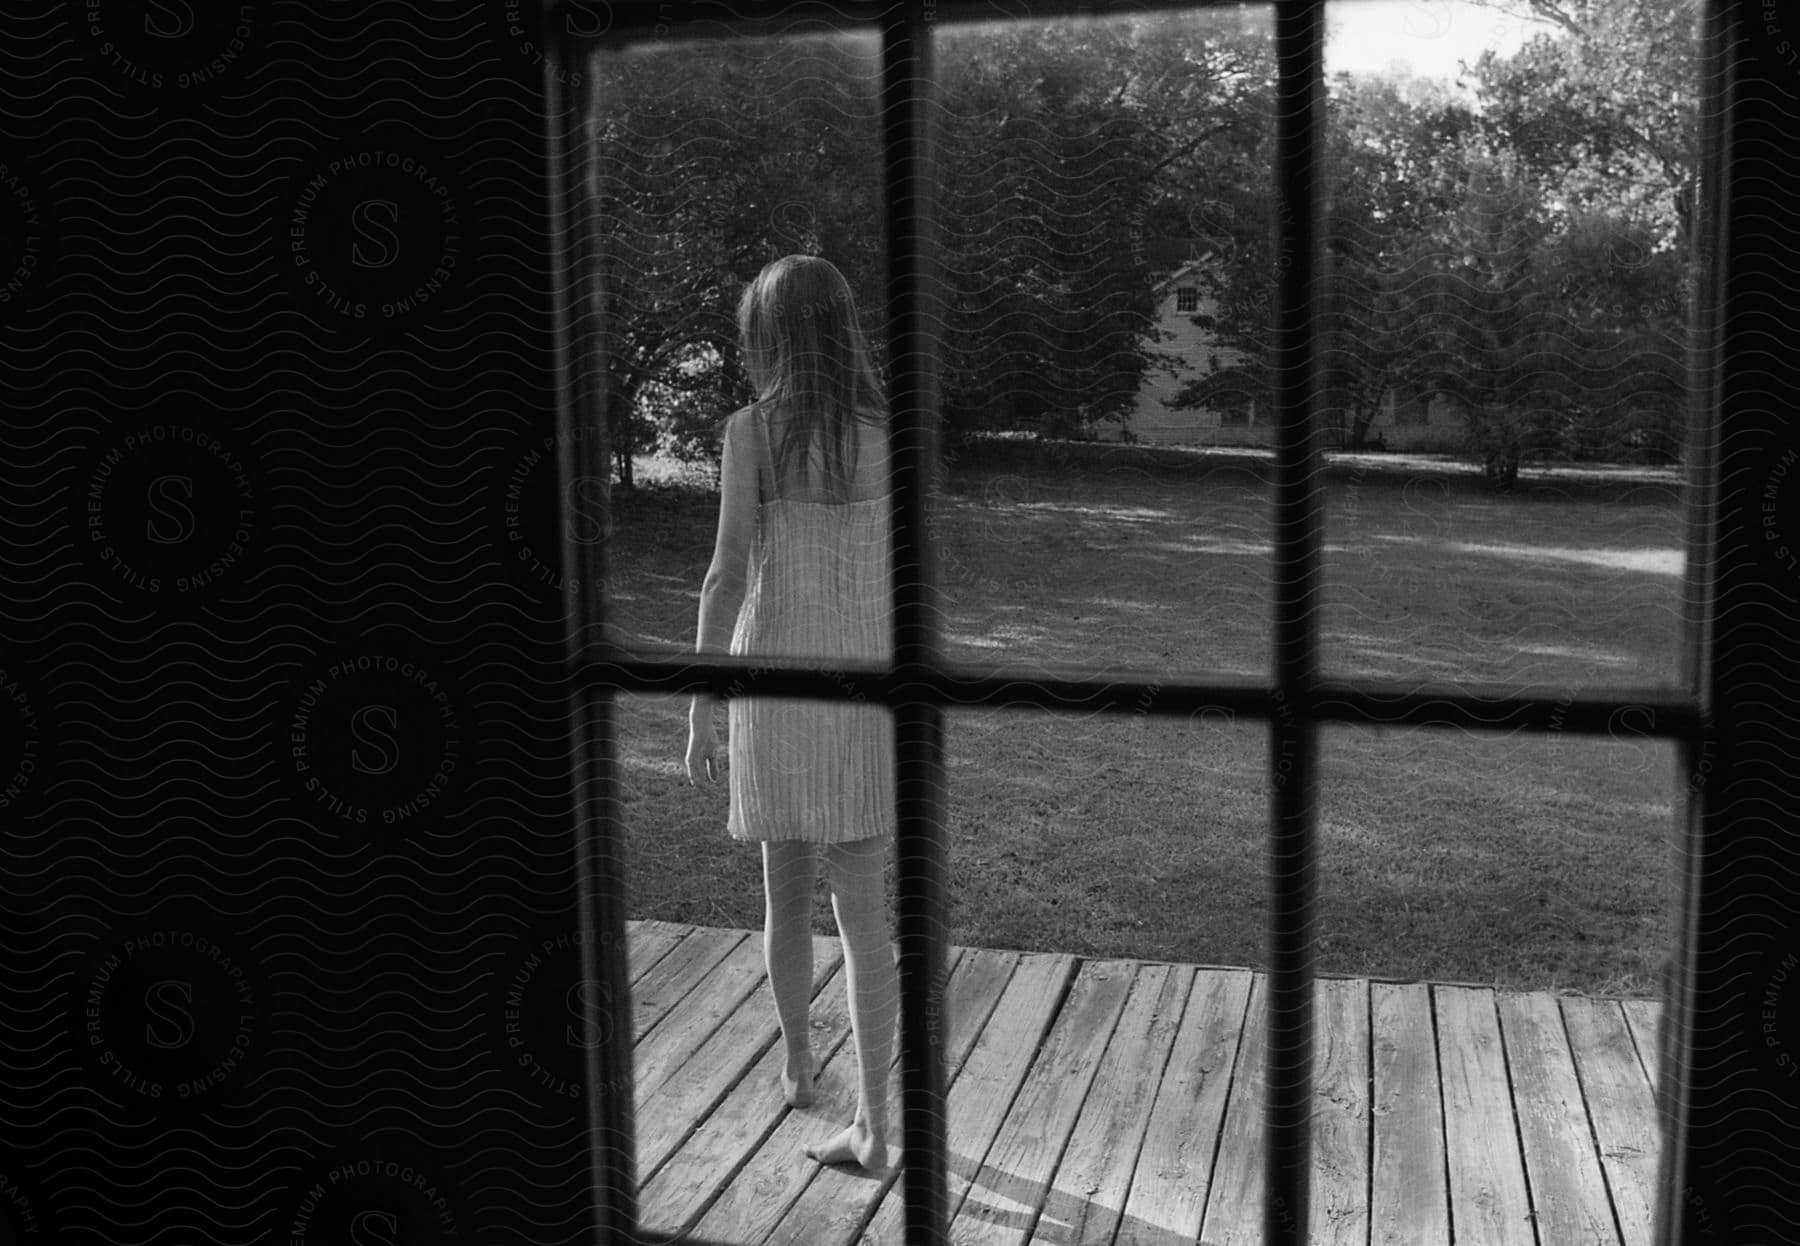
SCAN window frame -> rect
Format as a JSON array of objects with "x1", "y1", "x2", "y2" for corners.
[{"x1": 538, "y1": 2, "x2": 1728, "y2": 1243}]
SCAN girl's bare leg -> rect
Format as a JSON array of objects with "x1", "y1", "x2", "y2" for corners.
[
  {"x1": 762, "y1": 840, "x2": 817, "y2": 1107},
  {"x1": 805, "y1": 836, "x2": 898, "y2": 1170}
]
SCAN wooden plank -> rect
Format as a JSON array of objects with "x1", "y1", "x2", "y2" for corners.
[
  {"x1": 1194, "y1": 973, "x2": 1268, "y2": 1246},
  {"x1": 626, "y1": 919, "x2": 687, "y2": 982},
  {"x1": 1436, "y1": 985, "x2": 1536, "y2": 1246},
  {"x1": 1619, "y1": 998, "x2": 1662, "y2": 1092},
  {"x1": 632, "y1": 925, "x2": 747, "y2": 1038},
  {"x1": 690, "y1": 945, "x2": 1023, "y2": 1245},
  {"x1": 1116, "y1": 967, "x2": 1254, "y2": 1246},
  {"x1": 638, "y1": 956, "x2": 855, "y2": 1237},
  {"x1": 636, "y1": 934, "x2": 844, "y2": 1180},
  {"x1": 761, "y1": 945, "x2": 1015, "y2": 1245},
  {"x1": 1498, "y1": 991, "x2": 1621, "y2": 1245},
  {"x1": 949, "y1": 957, "x2": 1138, "y2": 1243},
  {"x1": 859, "y1": 952, "x2": 1078, "y2": 1246},
  {"x1": 955, "y1": 961, "x2": 1140, "y2": 1240},
  {"x1": 1025, "y1": 963, "x2": 1187, "y2": 1246},
  {"x1": 620, "y1": 923, "x2": 1671, "y2": 1246},
  {"x1": 640, "y1": 938, "x2": 908, "y2": 1239},
  {"x1": 1562, "y1": 996, "x2": 1661, "y2": 1246},
  {"x1": 633, "y1": 935, "x2": 769, "y2": 1103},
  {"x1": 1194, "y1": 976, "x2": 1370, "y2": 1246},
  {"x1": 1308, "y1": 977, "x2": 1370, "y2": 1246},
  {"x1": 1370, "y1": 981, "x2": 1450, "y2": 1246},
  {"x1": 684, "y1": 975, "x2": 893, "y2": 1245}
]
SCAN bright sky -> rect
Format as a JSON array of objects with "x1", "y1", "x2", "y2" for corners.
[{"x1": 1327, "y1": 0, "x2": 1538, "y2": 86}]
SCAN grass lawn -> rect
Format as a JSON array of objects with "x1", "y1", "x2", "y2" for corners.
[{"x1": 612, "y1": 439, "x2": 1685, "y2": 995}]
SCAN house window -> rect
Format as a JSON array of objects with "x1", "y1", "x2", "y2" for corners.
[
  {"x1": 1176, "y1": 286, "x2": 1199, "y2": 312},
  {"x1": 550, "y1": 2, "x2": 1723, "y2": 1243}
]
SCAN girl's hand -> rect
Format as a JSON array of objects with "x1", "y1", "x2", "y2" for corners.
[{"x1": 685, "y1": 700, "x2": 721, "y2": 786}]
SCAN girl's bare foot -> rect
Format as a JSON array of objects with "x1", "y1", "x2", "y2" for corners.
[
  {"x1": 804, "y1": 1121, "x2": 894, "y2": 1171},
  {"x1": 781, "y1": 1052, "x2": 813, "y2": 1108}
]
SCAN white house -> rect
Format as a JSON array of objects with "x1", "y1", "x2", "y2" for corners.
[
  {"x1": 1106, "y1": 254, "x2": 1260, "y2": 445},
  {"x1": 1109, "y1": 250, "x2": 1466, "y2": 452}
]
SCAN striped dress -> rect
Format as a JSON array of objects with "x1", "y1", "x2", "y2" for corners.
[{"x1": 725, "y1": 435, "x2": 895, "y2": 844}]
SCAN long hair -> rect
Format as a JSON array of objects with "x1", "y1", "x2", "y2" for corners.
[{"x1": 736, "y1": 255, "x2": 886, "y2": 501}]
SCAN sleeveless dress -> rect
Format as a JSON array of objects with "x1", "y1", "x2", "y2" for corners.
[{"x1": 726, "y1": 413, "x2": 895, "y2": 844}]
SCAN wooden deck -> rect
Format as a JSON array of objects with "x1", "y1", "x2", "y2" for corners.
[{"x1": 624, "y1": 920, "x2": 1664, "y2": 1246}]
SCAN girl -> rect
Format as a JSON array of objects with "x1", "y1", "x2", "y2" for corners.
[{"x1": 684, "y1": 254, "x2": 899, "y2": 1173}]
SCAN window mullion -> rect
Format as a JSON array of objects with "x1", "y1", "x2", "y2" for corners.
[
  {"x1": 1266, "y1": 3, "x2": 1328, "y2": 1244},
  {"x1": 545, "y1": 27, "x2": 639, "y2": 1244},
  {"x1": 1655, "y1": 0, "x2": 1733, "y2": 1241},
  {"x1": 880, "y1": 6, "x2": 951, "y2": 1244}
]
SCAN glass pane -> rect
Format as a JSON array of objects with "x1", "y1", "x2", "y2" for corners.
[
  {"x1": 584, "y1": 27, "x2": 889, "y2": 670},
  {"x1": 933, "y1": 6, "x2": 1277, "y2": 681},
  {"x1": 939, "y1": 706, "x2": 1268, "y2": 1243},
  {"x1": 619, "y1": 691, "x2": 770, "y2": 929},
  {"x1": 945, "y1": 705, "x2": 1268, "y2": 963},
  {"x1": 1317, "y1": 724, "x2": 1677, "y2": 990},
  {"x1": 619, "y1": 692, "x2": 1272, "y2": 1241},
  {"x1": 1320, "y1": 0, "x2": 1695, "y2": 691},
  {"x1": 1315, "y1": 719, "x2": 1675, "y2": 1240},
  {"x1": 620, "y1": 688, "x2": 903, "y2": 1237}
]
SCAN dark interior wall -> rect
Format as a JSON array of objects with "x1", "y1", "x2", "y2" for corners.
[
  {"x1": 1671, "y1": 2, "x2": 1800, "y2": 1239},
  {"x1": 0, "y1": 4, "x2": 600, "y2": 1241}
]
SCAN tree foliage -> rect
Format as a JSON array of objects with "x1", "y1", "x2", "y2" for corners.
[
  {"x1": 581, "y1": 0, "x2": 1696, "y2": 484},
  {"x1": 583, "y1": 36, "x2": 886, "y2": 483},
  {"x1": 584, "y1": 15, "x2": 1278, "y2": 474},
  {"x1": 933, "y1": 22, "x2": 1163, "y2": 442},
  {"x1": 1173, "y1": 0, "x2": 1693, "y2": 481},
  {"x1": 1464, "y1": 0, "x2": 1699, "y2": 246}
]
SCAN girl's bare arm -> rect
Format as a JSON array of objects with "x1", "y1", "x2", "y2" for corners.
[{"x1": 693, "y1": 410, "x2": 758, "y2": 693}]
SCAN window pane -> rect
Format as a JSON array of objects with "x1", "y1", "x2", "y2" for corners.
[
  {"x1": 940, "y1": 706, "x2": 1267, "y2": 1242},
  {"x1": 620, "y1": 689, "x2": 902, "y2": 1238},
  {"x1": 1316, "y1": 723, "x2": 1677, "y2": 989},
  {"x1": 934, "y1": 6, "x2": 1277, "y2": 681},
  {"x1": 1320, "y1": 0, "x2": 1694, "y2": 690},
  {"x1": 947, "y1": 705, "x2": 1268, "y2": 963},
  {"x1": 586, "y1": 27, "x2": 890, "y2": 669},
  {"x1": 1313, "y1": 721, "x2": 1673, "y2": 1239},
  {"x1": 620, "y1": 692, "x2": 766, "y2": 928}
]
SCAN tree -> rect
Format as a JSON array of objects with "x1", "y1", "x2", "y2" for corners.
[
  {"x1": 931, "y1": 17, "x2": 1251, "y2": 443},
  {"x1": 1460, "y1": 0, "x2": 1698, "y2": 468},
  {"x1": 583, "y1": 36, "x2": 886, "y2": 484},
  {"x1": 1168, "y1": 70, "x2": 1482, "y2": 447},
  {"x1": 1170, "y1": 36, "x2": 1692, "y2": 478},
  {"x1": 1532, "y1": 207, "x2": 1689, "y2": 461},
  {"x1": 1396, "y1": 147, "x2": 1563, "y2": 483},
  {"x1": 1318, "y1": 76, "x2": 1483, "y2": 448},
  {"x1": 1403, "y1": 145, "x2": 1690, "y2": 481},
  {"x1": 585, "y1": 20, "x2": 1274, "y2": 470},
  {"x1": 1464, "y1": 0, "x2": 1699, "y2": 249}
]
